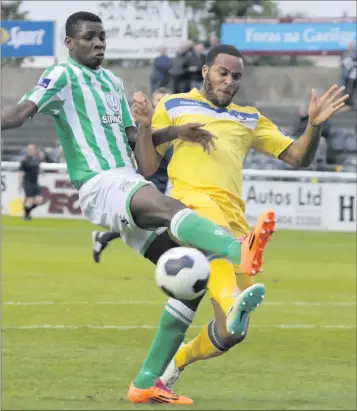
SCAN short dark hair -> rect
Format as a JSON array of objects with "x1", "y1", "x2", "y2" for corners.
[
  {"x1": 65, "y1": 11, "x2": 102, "y2": 37},
  {"x1": 154, "y1": 87, "x2": 171, "y2": 95},
  {"x1": 206, "y1": 44, "x2": 243, "y2": 66}
]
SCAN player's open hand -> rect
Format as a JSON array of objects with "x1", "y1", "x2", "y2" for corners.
[
  {"x1": 176, "y1": 123, "x2": 217, "y2": 154},
  {"x1": 308, "y1": 85, "x2": 349, "y2": 126},
  {"x1": 131, "y1": 91, "x2": 154, "y2": 127}
]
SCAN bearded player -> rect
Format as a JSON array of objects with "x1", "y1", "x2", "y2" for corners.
[{"x1": 133, "y1": 44, "x2": 348, "y2": 389}]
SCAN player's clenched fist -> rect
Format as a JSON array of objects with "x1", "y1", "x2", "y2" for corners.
[{"x1": 131, "y1": 91, "x2": 153, "y2": 127}]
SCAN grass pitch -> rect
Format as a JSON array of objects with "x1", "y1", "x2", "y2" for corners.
[{"x1": 2, "y1": 216, "x2": 356, "y2": 410}]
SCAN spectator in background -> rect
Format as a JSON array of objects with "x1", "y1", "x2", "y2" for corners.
[
  {"x1": 340, "y1": 41, "x2": 356, "y2": 109},
  {"x1": 38, "y1": 148, "x2": 52, "y2": 163},
  {"x1": 48, "y1": 145, "x2": 65, "y2": 163},
  {"x1": 206, "y1": 34, "x2": 220, "y2": 53},
  {"x1": 18, "y1": 144, "x2": 43, "y2": 221},
  {"x1": 292, "y1": 104, "x2": 331, "y2": 140},
  {"x1": 170, "y1": 40, "x2": 195, "y2": 93},
  {"x1": 189, "y1": 43, "x2": 206, "y2": 89},
  {"x1": 150, "y1": 47, "x2": 172, "y2": 95},
  {"x1": 152, "y1": 87, "x2": 171, "y2": 109}
]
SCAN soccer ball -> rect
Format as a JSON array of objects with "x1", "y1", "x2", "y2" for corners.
[{"x1": 155, "y1": 247, "x2": 210, "y2": 300}]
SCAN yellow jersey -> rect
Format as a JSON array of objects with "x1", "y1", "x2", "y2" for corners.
[{"x1": 152, "y1": 88, "x2": 293, "y2": 226}]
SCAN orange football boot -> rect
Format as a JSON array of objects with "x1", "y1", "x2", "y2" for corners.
[
  {"x1": 240, "y1": 209, "x2": 276, "y2": 276},
  {"x1": 128, "y1": 378, "x2": 193, "y2": 405}
]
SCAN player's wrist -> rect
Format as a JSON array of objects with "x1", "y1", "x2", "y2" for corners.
[
  {"x1": 308, "y1": 118, "x2": 320, "y2": 128},
  {"x1": 168, "y1": 126, "x2": 181, "y2": 140}
]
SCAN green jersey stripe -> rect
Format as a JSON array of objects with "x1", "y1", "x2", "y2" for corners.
[
  {"x1": 60, "y1": 66, "x2": 102, "y2": 172},
  {"x1": 100, "y1": 70, "x2": 136, "y2": 168},
  {"x1": 53, "y1": 110, "x2": 97, "y2": 189},
  {"x1": 66, "y1": 65, "x2": 111, "y2": 171},
  {"x1": 80, "y1": 69, "x2": 125, "y2": 168}
]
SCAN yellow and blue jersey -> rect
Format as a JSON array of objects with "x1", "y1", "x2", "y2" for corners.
[{"x1": 152, "y1": 88, "x2": 294, "y2": 229}]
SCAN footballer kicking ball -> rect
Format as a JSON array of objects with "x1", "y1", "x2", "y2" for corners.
[{"x1": 155, "y1": 247, "x2": 211, "y2": 300}]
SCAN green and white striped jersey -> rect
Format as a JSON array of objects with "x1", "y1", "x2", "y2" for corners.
[{"x1": 21, "y1": 57, "x2": 136, "y2": 189}]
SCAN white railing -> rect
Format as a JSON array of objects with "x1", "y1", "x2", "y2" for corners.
[{"x1": 1, "y1": 161, "x2": 356, "y2": 181}]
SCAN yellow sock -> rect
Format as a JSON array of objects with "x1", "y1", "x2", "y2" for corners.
[
  {"x1": 176, "y1": 321, "x2": 229, "y2": 369},
  {"x1": 208, "y1": 258, "x2": 238, "y2": 315},
  {"x1": 175, "y1": 258, "x2": 238, "y2": 370}
]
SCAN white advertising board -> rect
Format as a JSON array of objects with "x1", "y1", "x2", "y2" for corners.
[
  {"x1": 242, "y1": 181, "x2": 356, "y2": 232},
  {"x1": 56, "y1": 19, "x2": 188, "y2": 61},
  {"x1": 2, "y1": 171, "x2": 356, "y2": 232},
  {"x1": 104, "y1": 20, "x2": 188, "y2": 59}
]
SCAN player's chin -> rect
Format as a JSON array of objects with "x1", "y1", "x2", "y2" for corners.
[
  {"x1": 92, "y1": 55, "x2": 104, "y2": 66},
  {"x1": 216, "y1": 97, "x2": 232, "y2": 108}
]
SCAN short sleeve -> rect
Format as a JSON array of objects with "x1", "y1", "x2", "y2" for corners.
[
  {"x1": 152, "y1": 97, "x2": 174, "y2": 156},
  {"x1": 252, "y1": 114, "x2": 294, "y2": 158},
  {"x1": 20, "y1": 65, "x2": 68, "y2": 116}
]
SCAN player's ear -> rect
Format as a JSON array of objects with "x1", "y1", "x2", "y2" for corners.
[
  {"x1": 202, "y1": 65, "x2": 209, "y2": 79},
  {"x1": 65, "y1": 36, "x2": 73, "y2": 51}
]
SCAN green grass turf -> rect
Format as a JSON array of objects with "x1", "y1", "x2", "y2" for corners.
[{"x1": 2, "y1": 216, "x2": 356, "y2": 410}]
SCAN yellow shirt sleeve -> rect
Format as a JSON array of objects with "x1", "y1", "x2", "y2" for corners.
[
  {"x1": 152, "y1": 97, "x2": 173, "y2": 157},
  {"x1": 252, "y1": 114, "x2": 294, "y2": 158}
]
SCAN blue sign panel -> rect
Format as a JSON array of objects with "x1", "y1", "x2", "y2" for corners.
[
  {"x1": 1, "y1": 21, "x2": 54, "y2": 57},
  {"x1": 221, "y1": 22, "x2": 356, "y2": 52}
]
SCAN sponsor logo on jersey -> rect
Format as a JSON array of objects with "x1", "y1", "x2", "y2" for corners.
[
  {"x1": 101, "y1": 114, "x2": 123, "y2": 124},
  {"x1": 38, "y1": 78, "x2": 51, "y2": 88},
  {"x1": 105, "y1": 93, "x2": 120, "y2": 113}
]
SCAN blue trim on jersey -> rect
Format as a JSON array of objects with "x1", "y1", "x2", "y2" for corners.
[{"x1": 164, "y1": 98, "x2": 259, "y2": 120}]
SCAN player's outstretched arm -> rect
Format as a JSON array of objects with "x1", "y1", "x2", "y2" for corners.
[
  {"x1": 279, "y1": 85, "x2": 349, "y2": 167},
  {"x1": 1, "y1": 101, "x2": 38, "y2": 131}
]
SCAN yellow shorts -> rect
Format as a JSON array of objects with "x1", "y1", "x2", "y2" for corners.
[{"x1": 172, "y1": 190, "x2": 254, "y2": 292}]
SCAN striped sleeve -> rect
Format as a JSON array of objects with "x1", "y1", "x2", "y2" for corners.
[{"x1": 20, "y1": 65, "x2": 68, "y2": 115}]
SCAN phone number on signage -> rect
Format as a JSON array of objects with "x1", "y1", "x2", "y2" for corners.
[{"x1": 246, "y1": 214, "x2": 322, "y2": 227}]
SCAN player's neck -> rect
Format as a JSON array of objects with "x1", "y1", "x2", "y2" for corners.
[{"x1": 67, "y1": 54, "x2": 101, "y2": 71}]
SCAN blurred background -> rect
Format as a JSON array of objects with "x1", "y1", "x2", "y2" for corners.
[{"x1": 1, "y1": 0, "x2": 356, "y2": 172}]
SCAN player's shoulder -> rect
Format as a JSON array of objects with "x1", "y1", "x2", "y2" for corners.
[
  {"x1": 159, "y1": 92, "x2": 193, "y2": 109},
  {"x1": 41, "y1": 63, "x2": 68, "y2": 77},
  {"x1": 102, "y1": 68, "x2": 124, "y2": 88}
]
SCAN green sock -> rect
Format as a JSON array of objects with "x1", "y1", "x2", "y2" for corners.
[
  {"x1": 134, "y1": 299, "x2": 194, "y2": 389},
  {"x1": 170, "y1": 209, "x2": 242, "y2": 264}
]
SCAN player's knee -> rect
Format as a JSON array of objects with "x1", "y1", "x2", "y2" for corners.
[
  {"x1": 25, "y1": 198, "x2": 34, "y2": 207},
  {"x1": 35, "y1": 196, "x2": 43, "y2": 205}
]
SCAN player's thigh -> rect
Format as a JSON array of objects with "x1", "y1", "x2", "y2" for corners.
[
  {"x1": 78, "y1": 168, "x2": 162, "y2": 253},
  {"x1": 172, "y1": 190, "x2": 230, "y2": 229},
  {"x1": 23, "y1": 182, "x2": 36, "y2": 199},
  {"x1": 174, "y1": 192, "x2": 238, "y2": 300},
  {"x1": 34, "y1": 185, "x2": 43, "y2": 204},
  {"x1": 130, "y1": 185, "x2": 185, "y2": 229}
]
